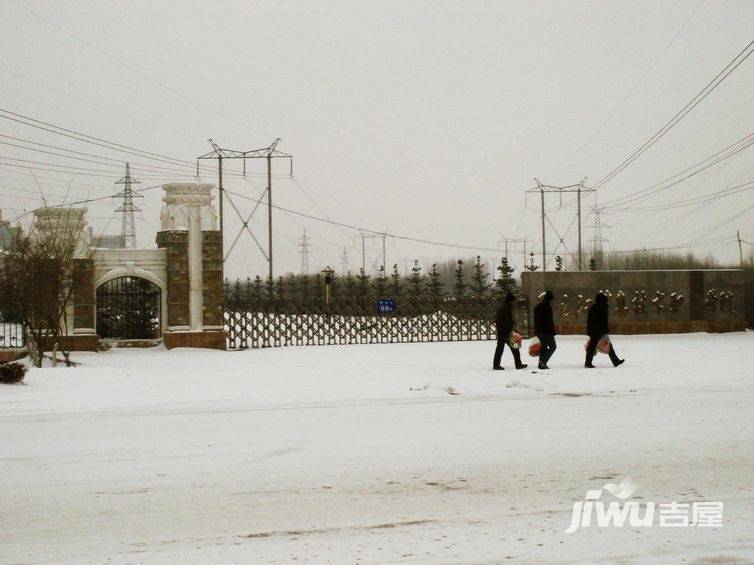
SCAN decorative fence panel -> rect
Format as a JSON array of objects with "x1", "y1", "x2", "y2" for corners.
[
  {"x1": 224, "y1": 299, "x2": 530, "y2": 350},
  {"x1": 0, "y1": 321, "x2": 27, "y2": 349}
]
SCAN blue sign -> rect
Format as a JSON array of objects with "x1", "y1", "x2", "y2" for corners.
[{"x1": 377, "y1": 298, "x2": 396, "y2": 314}]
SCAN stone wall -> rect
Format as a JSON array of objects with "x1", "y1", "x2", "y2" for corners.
[{"x1": 521, "y1": 269, "x2": 747, "y2": 335}]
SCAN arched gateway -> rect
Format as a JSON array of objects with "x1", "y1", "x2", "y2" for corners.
[
  {"x1": 37, "y1": 182, "x2": 226, "y2": 351},
  {"x1": 96, "y1": 276, "x2": 161, "y2": 340}
]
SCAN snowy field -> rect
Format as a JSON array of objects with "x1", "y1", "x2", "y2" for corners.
[{"x1": 1, "y1": 332, "x2": 753, "y2": 564}]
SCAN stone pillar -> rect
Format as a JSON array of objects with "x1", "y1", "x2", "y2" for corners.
[
  {"x1": 157, "y1": 183, "x2": 226, "y2": 350},
  {"x1": 32, "y1": 207, "x2": 99, "y2": 351},
  {"x1": 72, "y1": 258, "x2": 95, "y2": 335}
]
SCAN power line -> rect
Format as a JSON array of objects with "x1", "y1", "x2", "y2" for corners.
[
  {"x1": 224, "y1": 188, "x2": 502, "y2": 253},
  {"x1": 603, "y1": 132, "x2": 754, "y2": 210},
  {"x1": 629, "y1": 180, "x2": 754, "y2": 211},
  {"x1": 594, "y1": 39, "x2": 754, "y2": 190},
  {"x1": 0, "y1": 108, "x2": 246, "y2": 177},
  {"x1": 0, "y1": 65, "x2": 205, "y2": 142},
  {"x1": 10, "y1": 0, "x2": 269, "y2": 139},
  {"x1": 0, "y1": 139, "x2": 225, "y2": 178},
  {"x1": 0, "y1": 156, "x2": 196, "y2": 178},
  {"x1": 0, "y1": 134, "x2": 263, "y2": 178},
  {"x1": 569, "y1": 0, "x2": 706, "y2": 161},
  {"x1": 5, "y1": 183, "x2": 162, "y2": 223}
]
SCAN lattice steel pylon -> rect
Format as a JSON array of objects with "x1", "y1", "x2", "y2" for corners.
[
  {"x1": 298, "y1": 229, "x2": 312, "y2": 275},
  {"x1": 114, "y1": 162, "x2": 142, "y2": 248},
  {"x1": 588, "y1": 205, "x2": 611, "y2": 254}
]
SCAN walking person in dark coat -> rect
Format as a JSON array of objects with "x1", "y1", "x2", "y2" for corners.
[
  {"x1": 533, "y1": 290, "x2": 557, "y2": 370},
  {"x1": 493, "y1": 292, "x2": 527, "y2": 371},
  {"x1": 585, "y1": 292, "x2": 625, "y2": 368}
]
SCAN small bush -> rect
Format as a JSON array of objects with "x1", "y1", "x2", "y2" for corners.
[{"x1": 0, "y1": 362, "x2": 27, "y2": 384}]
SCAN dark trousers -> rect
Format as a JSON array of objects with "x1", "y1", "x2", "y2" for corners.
[
  {"x1": 585, "y1": 335, "x2": 621, "y2": 366},
  {"x1": 537, "y1": 333, "x2": 557, "y2": 365},
  {"x1": 493, "y1": 335, "x2": 523, "y2": 368}
]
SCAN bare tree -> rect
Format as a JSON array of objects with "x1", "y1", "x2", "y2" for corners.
[{"x1": 0, "y1": 208, "x2": 90, "y2": 367}]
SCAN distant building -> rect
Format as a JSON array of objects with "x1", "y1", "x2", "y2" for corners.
[
  {"x1": 0, "y1": 210, "x2": 22, "y2": 250},
  {"x1": 88, "y1": 227, "x2": 125, "y2": 249}
]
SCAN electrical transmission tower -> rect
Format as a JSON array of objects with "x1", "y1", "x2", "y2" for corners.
[
  {"x1": 298, "y1": 229, "x2": 312, "y2": 275},
  {"x1": 525, "y1": 178, "x2": 595, "y2": 271},
  {"x1": 498, "y1": 236, "x2": 528, "y2": 269},
  {"x1": 340, "y1": 247, "x2": 349, "y2": 275},
  {"x1": 114, "y1": 162, "x2": 142, "y2": 249},
  {"x1": 588, "y1": 206, "x2": 611, "y2": 254},
  {"x1": 358, "y1": 231, "x2": 393, "y2": 273},
  {"x1": 197, "y1": 138, "x2": 292, "y2": 281}
]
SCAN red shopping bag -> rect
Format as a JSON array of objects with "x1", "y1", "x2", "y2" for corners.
[
  {"x1": 528, "y1": 336, "x2": 541, "y2": 357},
  {"x1": 597, "y1": 334, "x2": 611, "y2": 354},
  {"x1": 508, "y1": 332, "x2": 523, "y2": 350}
]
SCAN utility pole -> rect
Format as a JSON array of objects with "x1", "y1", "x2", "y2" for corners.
[
  {"x1": 577, "y1": 180, "x2": 583, "y2": 270},
  {"x1": 298, "y1": 229, "x2": 312, "y2": 275},
  {"x1": 198, "y1": 139, "x2": 292, "y2": 280},
  {"x1": 382, "y1": 233, "x2": 387, "y2": 273},
  {"x1": 738, "y1": 229, "x2": 744, "y2": 268},
  {"x1": 540, "y1": 185, "x2": 546, "y2": 272},
  {"x1": 361, "y1": 234, "x2": 366, "y2": 272},
  {"x1": 114, "y1": 162, "x2": 142, "y2": 249},
  {"x1": 526, "y1": 179, "x2": 594, "y2": 272}
]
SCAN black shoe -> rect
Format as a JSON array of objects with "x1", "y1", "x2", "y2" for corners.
[
  {"x1": 613, "y1": 359, "x2": 625, "y2": 367},
  {"x1": 515, "y1": 364, "x2": 528, "y2": 370},
  {"x1": 585, "y1": 363, "x2": 596, "y2": 368},
  {"x1": 493, "y1": 365, "x2": 505, "y2": 371},
  {"x1": 537, "y1": 363, "x2": 549, "y2": 370}
]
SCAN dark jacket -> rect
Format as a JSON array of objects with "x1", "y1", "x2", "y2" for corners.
[
  {"x1": 496, "y1": 302, "x2": 514, "y2": 337},
  {"x1": 533, "y1": 299, "x2": 555, "y2": 335},
  {"x1": 587, "y1": 293, "x2": 610, "y2": 338}
]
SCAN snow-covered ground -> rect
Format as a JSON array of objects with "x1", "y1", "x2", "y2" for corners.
[{"x1": 2, "y1": 332, "x2": 753, "y2": 563}]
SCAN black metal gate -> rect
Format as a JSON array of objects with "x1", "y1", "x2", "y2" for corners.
[{"x1": 96, "y1": 276, "x2": 161, "y2": 340}]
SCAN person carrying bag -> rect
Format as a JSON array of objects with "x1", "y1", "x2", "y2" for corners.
[{"x1": 584, "y1": 292, "x2": 625, "y2": 368}]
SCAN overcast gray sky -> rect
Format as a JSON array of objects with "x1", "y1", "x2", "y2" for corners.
[{"x1": 1, "y1": 0, "x2": 753, "y2": 278}]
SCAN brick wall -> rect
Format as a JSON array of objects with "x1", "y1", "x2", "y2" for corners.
[
  {"x1": 156, "y1": 231, "x2": 190, "y2": 328},
  {"x1": 72, "y1": 258, "x2": 95, "y2": 330},
  {"x1": 202, "y1": 230, "x2": 223, "y2": 327}
]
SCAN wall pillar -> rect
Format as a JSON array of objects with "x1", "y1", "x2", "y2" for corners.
[
  {"x1": 72, "y1": 258, "x2": 96, "y2": 335},
  {"x1": 157, "y1": 183, "x2": 225, "y2": 350},
  {"x1": 32, "y1": 207, "x2": 99, "y2": 351}
]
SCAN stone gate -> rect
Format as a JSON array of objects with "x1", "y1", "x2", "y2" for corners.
[{"x1": 47, "y1": 183, "x2": 225, "y2": 351}]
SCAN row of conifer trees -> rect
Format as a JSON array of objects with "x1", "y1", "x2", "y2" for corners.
[{"x1": 224, "y1": 256, "x2": 519, "y2": 315}]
